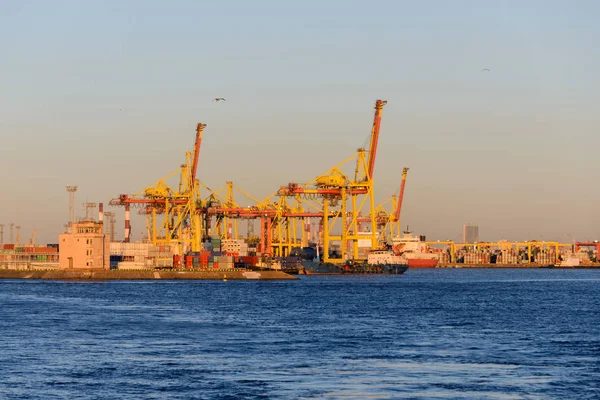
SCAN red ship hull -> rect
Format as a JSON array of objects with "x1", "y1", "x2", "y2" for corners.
[{"x1": 407, "y1": 258, "x2": 439, "y2": 268}]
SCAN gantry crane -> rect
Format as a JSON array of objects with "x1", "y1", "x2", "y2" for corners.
[
  {"x1": 266, "y1": 191, "x2": 324, "y2": 256},
  {"x1": 203, "y1": 182, "x2": 328, "y2": 257},
  {"x1": 110, "y1": 123, "x2": 206, "y2": 255},
  {"x1": 202, "y1": 180, "x2": 265, "y2": 240},
  {"x1": 277, "y1": 100, "x2": 387, "y2": 263}
]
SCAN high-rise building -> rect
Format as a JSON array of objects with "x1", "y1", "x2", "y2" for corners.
[{"x1": 463, "y1": 224, "x2": 479, "y2": 243}]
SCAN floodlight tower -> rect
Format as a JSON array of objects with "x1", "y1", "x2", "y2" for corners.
[
  {"x1": 9, "y1": 223, "x2": 14, "y2": 243},
  {"x1": 83, "y1": 202, "x2": 97, "y2": 221},
  {"x1": 0, "y1": 224, "x2": 4, "y2": 243},
  {"x1": 66, "y1": 185, "x2": 78, "y2": 232}
]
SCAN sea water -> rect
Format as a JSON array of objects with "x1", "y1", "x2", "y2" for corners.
[{"x1": 1, "y1": 269, "x2": 599, "y2": 399}]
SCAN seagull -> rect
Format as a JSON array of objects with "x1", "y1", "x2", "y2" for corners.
[
  {"x1": 481, "y1": 68, "x2": 490, "y2": 72},
  {"x1": 213, "y1": 97, "x2": 226, "y2": 102}
]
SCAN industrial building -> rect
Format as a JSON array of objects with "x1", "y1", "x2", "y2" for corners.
[
  {"x1": 59, "y1": 220, "x2": 110, "y2": 269},
  {"x1": 463, "y1": 224, "x2": 479, "y2": 244}
]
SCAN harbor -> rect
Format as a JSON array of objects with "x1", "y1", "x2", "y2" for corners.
[
  {"x1": 2, "y1": 99, "x2": 596, "y2": 278},
  {"x1": 2, "y1": 2, "x2": 600, "y2": 399}
]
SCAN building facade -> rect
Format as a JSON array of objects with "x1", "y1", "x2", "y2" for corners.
[
  {"x1": 463, "y1": 224, "x2": 479, "y2": 244},
  {"x1": 59, "y1": 221, "x2": 110, "y2": 269}
]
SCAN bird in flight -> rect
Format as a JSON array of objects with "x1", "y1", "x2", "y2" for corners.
[
  {"x1": 481, "y1": 68, "x2": 490, "y2": 72},
  {"x1": 214, "y1": 97, "x2": 226, "y2": 102}
]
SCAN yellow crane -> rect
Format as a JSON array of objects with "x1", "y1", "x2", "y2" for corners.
[
  {"x1": 355, "y1": 167, "x2": 409, "y2": 247},
  {"x1": 268, "y1": 192, "x2": 321, "y2": 257},
  {"x1": 110, "y1": 123, "x2": 206, "y2": 256},
  {"x1": 277, "y1": 100, "x2": 387, "y2": 263},
  {"x1": 28, "y1": 228, "x2": 37, "y2": 246},
  {"x1": 204, "y1": 181, "x2": 262, "y2": 240}
]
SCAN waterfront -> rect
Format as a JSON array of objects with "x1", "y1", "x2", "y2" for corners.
[{"x1": 1, "y1": 269, "x2": 599, "y2": 399}]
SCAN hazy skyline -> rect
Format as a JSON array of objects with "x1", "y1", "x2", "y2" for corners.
[{"x1": 1, "y1": 1, "x2": 598, "y2": 244}]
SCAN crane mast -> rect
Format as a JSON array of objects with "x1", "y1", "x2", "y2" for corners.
[
  {"x1": 394, "y1": 167, "x2": 409, "y2": 236},
  {"x1": 367, "y1": 100, "x2": 387, "y2": 179},
  {"x1": 191, "y1": 123, "x2": 205, "y2": 188},
  {"x1": 29, "y1": 228, "x2": 37, "y2": 245}
]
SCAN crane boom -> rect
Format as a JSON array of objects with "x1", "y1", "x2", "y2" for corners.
[
  {"x1": 367, "y1": 99, "x2": 387, "y2": 179},
  {"x1": 191, "y1": 123, "x2": 206, "y2": 187},
  {"x1": 394, "y1": 167, "x2": 409, "y2": 222}
]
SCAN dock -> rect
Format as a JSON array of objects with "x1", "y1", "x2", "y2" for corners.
[
  {"x1": 0, "y1": 269, "x2": 298, "y2": 281},
  {"x1": 437, "y1": 263, "x2": 600, "y2": 269}
]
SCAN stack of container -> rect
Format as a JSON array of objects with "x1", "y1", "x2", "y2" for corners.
[
  {"x1": 0, "y1": 244, "x2": 60, "y2": 269},
  {"x1": 577, "y1": 251, "x2": 591, "y2": 264},
  {"x1": 221, "y1": 239, "x2": 249, "y2": 257},
  {"x1": 184, "y1": 251, "x2": 211, "y2": 269},
  {"x1": 210, "y1": 236, "x2": 221, "y2": 252},
  {"x1": 235, "y1": 255, "x2": 259, "y2": 269},
  {"x1": 534, "y1": 250, "x2": 556, "y2": 264},
  {"x1": 110, "y1": 242, "x2": 174, "y2": 269},
  {"x1": 148, "y1": 244, "x2": 174, "y2": 268},
  {"x1": 500, "y1": 250, "x2": 518, "y2": 264},
  {"x1": 211, "y1": 253, "x2": 234, "y2": 269}
]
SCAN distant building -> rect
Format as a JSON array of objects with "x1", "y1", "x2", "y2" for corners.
[
  {"x1": 59, "y1": 221, "x2": 109, "y2": 269},
  {"x1": 463, "y1": 224, "x2": 479, "y2": 244}
]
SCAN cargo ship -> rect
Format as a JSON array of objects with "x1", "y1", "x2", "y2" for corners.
[
  {"x1": 295, "y1": 247, "x2": 408, "y2": 275},
  {"x1": 391, "y1": 230, "x2": 439, "y2": 268}
]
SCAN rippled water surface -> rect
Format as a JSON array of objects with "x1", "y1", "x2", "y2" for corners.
[{"x1": 1, "y1": 269, "x2": 600, "y2": 399}]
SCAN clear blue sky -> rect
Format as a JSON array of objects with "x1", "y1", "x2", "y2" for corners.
[{"x1": 1, "y1": 0, "x2": 598, "y2": 244}]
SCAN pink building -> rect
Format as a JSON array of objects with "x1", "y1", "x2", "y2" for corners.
[{"x1": 59, "y1": 221, "x2": 109, "y2": 269}]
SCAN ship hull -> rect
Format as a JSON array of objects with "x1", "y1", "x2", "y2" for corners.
[{"x1": 407, "y1": 258, "x2": 439, "y2": 268}]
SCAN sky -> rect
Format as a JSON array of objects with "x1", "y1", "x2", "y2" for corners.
[{"x1": 1, "y1": 0, "x2": 599, "y2": 244}]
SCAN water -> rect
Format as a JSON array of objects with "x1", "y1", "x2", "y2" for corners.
[{"x1": 1, "y1": 269, "x2": 599, "y2": 399}]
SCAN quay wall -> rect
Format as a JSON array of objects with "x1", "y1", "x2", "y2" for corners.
[{"x1": 0, "y1": 269, "x2": 297, "y2": 280}]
